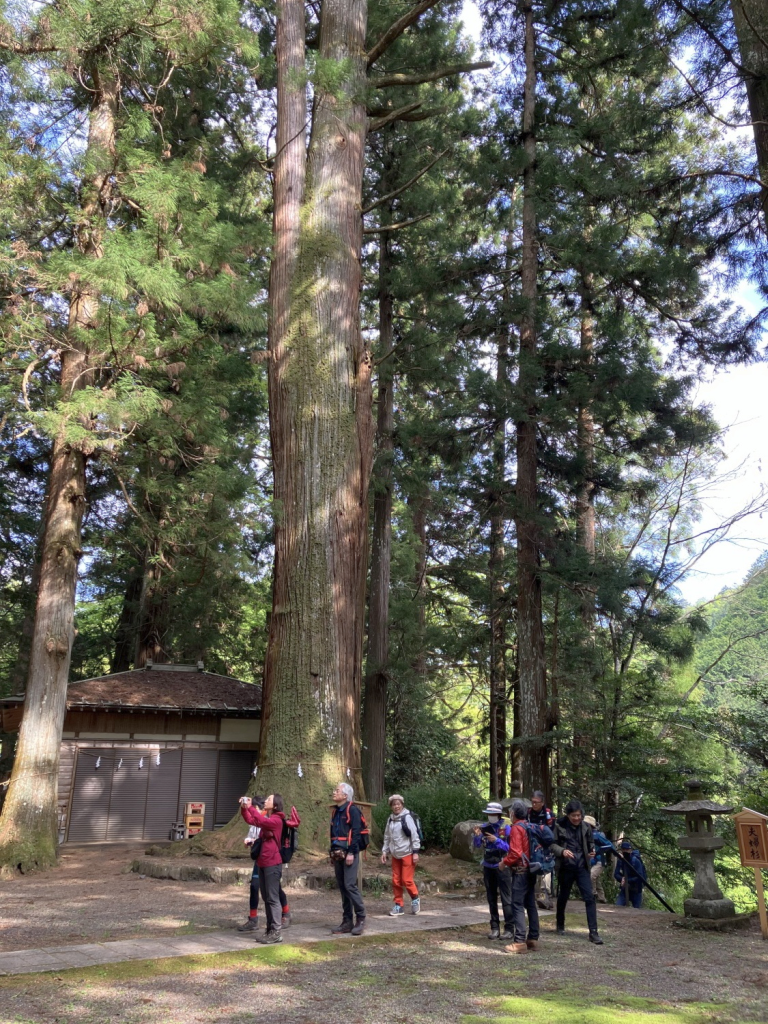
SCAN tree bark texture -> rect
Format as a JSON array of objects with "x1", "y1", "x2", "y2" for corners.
[
  {"x1": 0, "y1": 73, "x2": 117, "y2": 876},
  {"x1": 134, "y1": 542, "x2": 171, "y2": 668},
  {"x1": 514, "y1": 0, "x2": 549, "y2": 801},
  {"x1": 259, "y1": 0, "x2": 373, "y2": 844},
  {"x1": 112, "y1": 569, "x2": 143, "y2": 672},
  {"x1": 731, "y1": 0, "x2": 768, "y2": 227},
  {"x1": 489, "y1": 326, "x2": 509, "y2": 801},
  {"x1": 362, "y1": 228, "x2": 395, "y2": 802}
]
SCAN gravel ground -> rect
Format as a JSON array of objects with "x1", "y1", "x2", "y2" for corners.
[
  {"x1": 0, "y1": 843, "x2": 443, "y2": 952},
  {"x1": 0, "y1": 912, "x2": 766, "y2": 1024},
  {"x1": 1, "y1": 844, "x2": 767, "y2": 1024}
]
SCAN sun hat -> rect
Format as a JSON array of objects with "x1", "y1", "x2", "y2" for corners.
[
  {"x1": 482, "y1": 801, "x2": 504, "y2": 816},
  {"x1": 583, "y1": 815, "x2": 598, "y2": 827}
]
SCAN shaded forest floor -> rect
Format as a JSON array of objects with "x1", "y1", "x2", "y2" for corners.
[
  {"x1": 0, "y1": 844, "x2": 483, "y2": 952},
  {"x1": 1, "y1": 843, "x2": 767, "y2": 1024},
  {"x1": 0, "y1": 910, "x2": 767, "y2": 1024}
]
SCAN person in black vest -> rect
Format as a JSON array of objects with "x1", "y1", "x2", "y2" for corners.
[
  {"x1": 329, "y1": 782, "x2": 366, "y2": 935},
  {"x1": 551, "y1": 798, "x2": 603, "y2": 945}
]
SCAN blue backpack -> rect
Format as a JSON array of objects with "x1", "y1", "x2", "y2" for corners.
[{"x1": 520, "y1": 822, "x2": 556, "y2": 875}]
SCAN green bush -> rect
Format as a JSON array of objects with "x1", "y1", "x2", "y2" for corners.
[{"x1": 373, "y1": 784, "x2": 485, "y2": 850}]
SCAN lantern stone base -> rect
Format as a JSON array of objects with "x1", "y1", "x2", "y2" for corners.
[{"x1": 683, "y1": 896, "x2": 736, "y2": 920}]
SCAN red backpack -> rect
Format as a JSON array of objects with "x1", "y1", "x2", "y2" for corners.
[{"x1": 281, "y1": 806, "x2": 301, "y2": 863}]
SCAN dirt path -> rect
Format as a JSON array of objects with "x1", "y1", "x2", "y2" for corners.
[
  {"x1": 0, "y1": 844, "x2": 479, "y2": 953},
  {"x1": 0, "y1": 911, "x2": 766, "y2": 1024}
]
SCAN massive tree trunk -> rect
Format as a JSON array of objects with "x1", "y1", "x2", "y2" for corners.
[
  {"x1": 257, "y1": 0, "x2": 373, "y2": 844},
  {"x1": 0, "y1": 73, "x2": 116, "y2": 876},
  {"x1": 134, "y1": 543, "x2": 171, "y2": 668},
  {"x1": 488, "y1": 329, "x2": 509, "y2": 801},
  {"x1": 112, "y1": 569, "x2": 143, "y2": 672},
  {"x1": 576, "y1": 270, "x2": 596, "y2": 621},
  {"x1": 362, "y1": 228, "x2": 395, "y2": 803},
  {"x1": 513, "y1": 0, "x2": 549, "y2": 801},
  {"x1": 731, "y1": 0, "x2": 768, "y2": 227}
]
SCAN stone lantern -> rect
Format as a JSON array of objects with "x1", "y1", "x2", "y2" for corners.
[{"x1": 662, "y1": 779, "x2": 735, "y2": 920}]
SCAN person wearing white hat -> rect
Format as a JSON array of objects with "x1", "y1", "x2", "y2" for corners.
[{"x1": 472, "y1": 801, "x2": 515, "y2": 939}]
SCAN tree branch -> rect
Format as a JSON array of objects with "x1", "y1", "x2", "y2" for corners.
[
  {"x1": 370, "y1": 61, "x2": 493, "y2": 89},
  {"x1": 363, "y1": 148, "x2": 449, "y2": 213},
  {"x1": 368, "y1": 102, "x2": 423, "y2": 132},
  {"x1": 363, "y1": 214, "x2": 431, "y2": 234},
  {"x1": 366, "y1": 0, "x2": 444, "y2": 68},
  {"x1": 367, "y1": 105, "x2": 449, "y2": 121}
]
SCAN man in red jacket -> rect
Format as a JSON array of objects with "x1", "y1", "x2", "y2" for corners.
[
  {"x1": 502, "y1": 800, "x2": 540, "y2": 954},
  {"x1": 240, "y1": 793, "x2": 287, "y2": 944}
]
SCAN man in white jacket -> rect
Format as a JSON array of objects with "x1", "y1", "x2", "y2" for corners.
[{"x1": 381, "y1": 794, "x2": 421, "y2": 916}]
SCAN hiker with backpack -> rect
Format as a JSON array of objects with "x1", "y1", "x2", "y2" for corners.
[
  {"x1": 472, "y1": 801, "x2": 516, "y2": 940},
  {"x1": 528, "y1": 790, "x2": 555, "y2": 909},
  {"x1": 584, "y1": 815, "x2": 612, "y2": 904},
  {"x1": 239, "y1": 792, "x2": 288, "y2": 944},
  {"x1": 236, "y1": 794, "x2": 293, "y2": 933},
  {"x1": 614, "y1": 839, "x2": 647, "y2": 908},
  {"x1": 381, "y1": 793, "x2": 422, "y2": 917},
  {"x1": 551, "y1": 798, "x2": 604, "y2": 945},
  {"x1": 330, "y1": 782, "x2": 369, "y2": 936},
  {"x1": 502, "y1": 799, "x2": 553, "y2": 953}
]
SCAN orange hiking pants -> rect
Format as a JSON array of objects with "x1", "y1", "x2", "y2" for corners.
[{"x1": 392, "y1": 854, "x2": 419, "y2": 905}]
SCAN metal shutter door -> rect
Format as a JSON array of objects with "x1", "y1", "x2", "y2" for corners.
[
  {"x1": 215, "y1": 751, "x2": 255, "y2": 827},
  {"x1": 67, "y1": 749, "x2": 114, "y2": 842},
  {"x1": 144, "y1": 748, "x2": 183, "y2": 839},
  {"x1": 177, "y1": 749, "x2": 218, "y2": 830},
  {"x1": 106, "y1": 749, "x2": 151, "y2": 840}
]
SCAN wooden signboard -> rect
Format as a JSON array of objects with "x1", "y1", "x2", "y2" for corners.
[{"x1": 734, "y1": 807, "x2": 768, "y2": 939}]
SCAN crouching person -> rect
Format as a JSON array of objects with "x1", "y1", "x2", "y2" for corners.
[
  {"x1": 330, "y1": 782, "x2": 367, "y2": 936},
  {"x1": 502, "y1": 801, "x2": 540, "y2": 954}
]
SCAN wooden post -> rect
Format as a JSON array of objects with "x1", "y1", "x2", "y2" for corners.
[
  {"x1": 734, "y1": 808, "x2": 768, "y2": 939},
  {"x1": 755, "y1": 868, "x2": 768, "y2": 940}
]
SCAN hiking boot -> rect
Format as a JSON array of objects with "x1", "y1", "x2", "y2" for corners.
[
  {"x1": 589, "y1": 931, "x2": 604, "y2": 945},
  {"x1": 237, "y1": 917, "x2": 259, "y2": 932},
  {"x1": 487, "y1": 926, "x2": 500, "y2": 940},
  {"x1": 389, "y1": 903, "x2": 405, "y2": 916},
  {"x1": 411, "y1": 897, "x2": 421, "y2": 915},
  {"x1": 499, "y1": 929, "x2": 514, "y2": 940},
  {"x1": 257, "y1": 929, "x2": 283, "y2": 944},
  {"x1": 281, "y1": 911, "x2": 292, "y2": 927},
  {"x1": 331, "y1": 920, "x2": 353, "y2": 934},
  {"x1": 350, "y1": 918, "x2": 366, "y2": 936},
  {"x1": 504, "y1": 942, "x2": 529, "y2": 954},
  {"x1": 526, "y1": 939, "x2": 539, "y2": 950}
]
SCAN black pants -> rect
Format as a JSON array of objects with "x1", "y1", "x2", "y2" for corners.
[
  {"x1": 556, "y1": 863, "x2": 598, "y2": 933},
  {"x1": 250, "y1": 861, "x2": 288, "y2": 913},
  {"x1": 511, "y1": 869, "x2": 539, "y2": 943},
  {"x1": 483, "y1": 865, "x2": 514, "y2": 930},
  {"x1": 334, "y1": 854, "x2": 366, "y2": 922},
  {"x1": 259, "y1": 863, "x2": 284, "y2": 932}
]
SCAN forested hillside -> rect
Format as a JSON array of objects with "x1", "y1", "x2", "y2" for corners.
[{"x1": 0, "y1": 0, "x2": 766, "y2": 894}]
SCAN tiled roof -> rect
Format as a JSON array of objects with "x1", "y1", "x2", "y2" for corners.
[{"x1": 0, "y1": 668, "x2": 262, "y2": 713}]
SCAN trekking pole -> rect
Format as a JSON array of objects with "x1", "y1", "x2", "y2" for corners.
[{"x1": 609, "y1": 844, "x2": 676, "y2": 914}]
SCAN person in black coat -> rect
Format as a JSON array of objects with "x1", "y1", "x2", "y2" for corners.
[{"x1": 550, "y1": 798, "x2": 603, "y2": 945}]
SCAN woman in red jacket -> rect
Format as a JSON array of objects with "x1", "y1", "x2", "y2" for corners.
[{"x1": 240, "y1": 793, "x2": 286, "y2": 943}]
